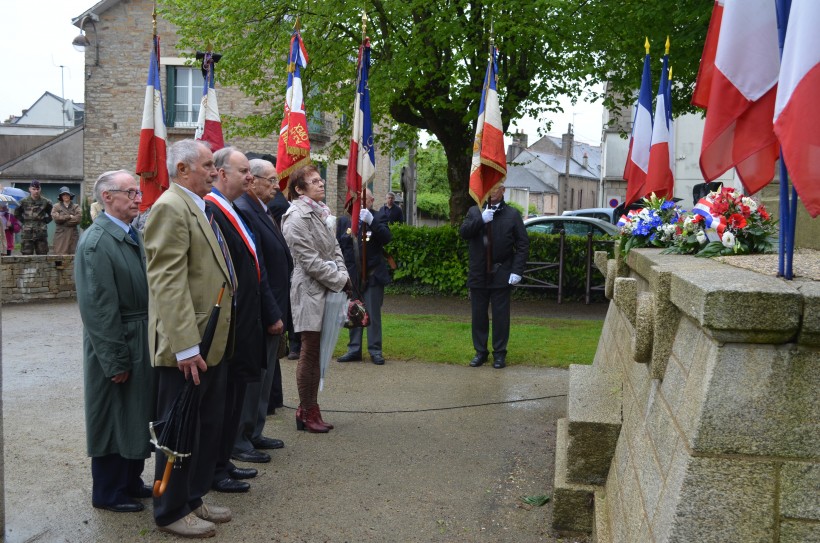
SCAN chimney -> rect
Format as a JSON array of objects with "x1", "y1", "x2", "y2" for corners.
[
  {"x1": 583, "y1": 152, "x2": 589, "y2": 169},
  {"x1": 506, "y1": 130, "x2": 529, "y2": 161}
]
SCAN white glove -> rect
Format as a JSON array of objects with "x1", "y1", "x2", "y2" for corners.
[
  {"x1": 359, "y1": 208, "x2": 374, "y2": 225},
  {"x1": 326, "y1": 260, "x2": 338, "y2": 271},
  {"x1": 508, "y1": 273, "x2": 522, "y2": 285},
  {"x1": 481, "y1": 208, "x2": 495, "y2": 223}
]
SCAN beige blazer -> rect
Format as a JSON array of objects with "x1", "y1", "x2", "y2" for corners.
[{"x1": 144, "y1": 183, "x2": 234, "y2": 368}]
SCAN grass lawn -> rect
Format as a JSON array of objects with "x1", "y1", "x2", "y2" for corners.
[{"x1": 332, "y1": 313, "x2": 603, "y2": 368}]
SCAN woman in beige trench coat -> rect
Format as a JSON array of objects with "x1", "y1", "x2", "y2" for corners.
[
  {"x1": 281, "y1": 164, "x2": 349, "y2": 433},
  {"x1": 52, "y1": 186, "x2": 82, "y2": 254}
]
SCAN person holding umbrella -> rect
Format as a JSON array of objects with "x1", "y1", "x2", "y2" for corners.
[
  {"x1": 74, "y1": 170, "x2": 153, "y2": 513},
  {"x1": 281, "y1": 164, "x2": 349, "y2": 433},
  {"x1": 144, "y1": 140, "x2": 236, "y2": 538}
]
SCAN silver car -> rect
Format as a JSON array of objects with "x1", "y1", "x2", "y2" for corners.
[{"x1": 524, "y1": 215, "x2": 620, "y2": 237}]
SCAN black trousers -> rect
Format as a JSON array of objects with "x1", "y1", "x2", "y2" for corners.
[
  {"x1": 153, "y1": 362, "x2": 226, "y2": 527},
  {"x1": 212, "y1": 372, "x2": 247, "y2": 483},
  {"x1": 91, "y1": 454, "x2": 146, "y2": 506},
  {"x1": 470, "y1": 286, "x2": 512, "y2": 357}
]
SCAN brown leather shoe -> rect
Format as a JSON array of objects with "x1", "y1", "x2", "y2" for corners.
[{"x1": 158, "y1": 512, "x2": 216, "y2": 538}]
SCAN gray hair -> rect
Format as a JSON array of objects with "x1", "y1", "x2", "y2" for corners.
[
  {"x1": 213, "y1": 146, "x2": 241, "y2": 170},
  {"x1": 387, "y1": 191, "x2": 396, "y2": 198},
  {"x1": 249, "y1": 158, "x2": 274, "y2": 177},
  {"x1": 94, "y1": 170, "x2": 134, "y2": 203},
  {"x1": 167, "y1": 139, "x2": 209, "y2": 180}
]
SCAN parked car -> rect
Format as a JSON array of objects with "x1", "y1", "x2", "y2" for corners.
[
  {"x1": 524, "y1": 215, "x2": 620, "y2": 237},
  {"x1": 562, "y1": 207, "x2": 618, "y2": 224}
]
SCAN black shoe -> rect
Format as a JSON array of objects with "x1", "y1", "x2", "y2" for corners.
[
  {"x1": 231, "y1": 449, "x2": 271, "y2": 463},
  {"x1": 93, "y1": 501, "x2": 145, "y2": 513},
  {"x1": 492, "y1": 355, "x2": 506, "y2": 369},
  {"x1": 228, "y1": 466, "x2": 258, "y2": 480},
  {"x1": 212, "y1": 477, "x2": 250, "y2": 493},
  {"x1": 338, "y1": 351, "x2": 362, "y2": 362},
  {"x1": 469, "y1": 354, "x2": 488, "y2": 367},
  {"x1": 287, "y1": 351, "x2": 300, "y2": 360},
  {"x1": 371, "y1": 354, "x2": 385, "y2": 365},
  {"x1": 251, "y1": 436, "x2": 285, "y2": 450},
  {"x1": 128, "y1": 484, "x2": 153, "y2": 499}
]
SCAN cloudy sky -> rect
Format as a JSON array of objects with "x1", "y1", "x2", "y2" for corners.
[{"x1": 1, "y1": 0, "x2": 602, "y2": 144}]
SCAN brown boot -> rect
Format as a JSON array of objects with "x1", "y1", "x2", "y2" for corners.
[
  {"x1": 315, "y1": 405, "x2": 334, "y2": 430},
  {"x1": 296, "y1": 405, "x2": 330, "y2": 433}
]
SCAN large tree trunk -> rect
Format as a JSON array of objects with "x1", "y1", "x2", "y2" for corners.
[{"x1": 438, "y1": 132, "x2": 474, "y2": 225}]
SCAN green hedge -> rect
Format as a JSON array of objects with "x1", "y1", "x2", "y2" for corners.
[{"x1": 385, "y1": 225, "x2": 616, "y2": 299}]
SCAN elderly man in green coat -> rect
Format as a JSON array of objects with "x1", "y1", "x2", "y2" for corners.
[{"x1": 75, "y1": 170, "x2": 154, "y2": 513}]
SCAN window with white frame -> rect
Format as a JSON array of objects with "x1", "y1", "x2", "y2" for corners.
[{"x1": 165, "y1": 65, "x2": 204, "y2": 128}]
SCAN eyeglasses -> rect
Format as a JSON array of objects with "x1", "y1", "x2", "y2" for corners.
[
  {"x1": 108, "y1": 189, "x2": 143, "y2": 200},
  {"x1": 308, "y1": 177, "x2": 325, "y2": 186},
  {"x1": 253, "y1": 174, "x2": 279, "y2": 184}
]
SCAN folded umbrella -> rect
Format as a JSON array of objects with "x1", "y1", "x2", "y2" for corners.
[
  {"x1": 318, "y1": 290, "x2": 348, "y2": 391},
  {"x1": 150, "y1": 283, "x2": 226, "y2": 497}
]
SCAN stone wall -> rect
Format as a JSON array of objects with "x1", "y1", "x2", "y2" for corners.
[
  {"x1": 552, "y1": 249, "x2": 819, "y2": 542},
  {"x1": 0, "y1": 256, "x2": 76, "y2": 304}
]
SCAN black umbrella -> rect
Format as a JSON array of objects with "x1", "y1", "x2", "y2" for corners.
[{"x1": 150, "y1": 283, "x2": 226, "y2": 497}]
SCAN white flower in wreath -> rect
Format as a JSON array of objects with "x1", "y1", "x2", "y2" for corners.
[
  {"x1": 721, "y1": 231, "x2": 736, "y2": 248},
  {"x1": 696, "y1": 230, "x2": 707, "y2": 244},
  {"x1": 741, "y1": 196, "x2": 758, "y2": 212}
]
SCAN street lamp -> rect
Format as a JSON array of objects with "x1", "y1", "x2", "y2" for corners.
[{"x1": 72, "y1": 13, "x2": 100, "y2": 67}]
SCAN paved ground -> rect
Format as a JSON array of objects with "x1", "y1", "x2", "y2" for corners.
[{"x1": 1, "y1": 297, "x2": 603, "y2": 542}]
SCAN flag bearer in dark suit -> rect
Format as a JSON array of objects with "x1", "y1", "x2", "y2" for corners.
[
  {"x1": 459, "y1": 184, "x2": 528, "y2": 369},
  {"x1": 75, "y1": 170, "x2": 153, "y2": 513}
]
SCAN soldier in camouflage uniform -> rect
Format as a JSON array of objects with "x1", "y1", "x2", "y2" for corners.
[{"x1": 14, "y1": 180, "x2": 53, "y2": 255}]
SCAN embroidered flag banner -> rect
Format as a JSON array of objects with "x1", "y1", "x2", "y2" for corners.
[
  {"x1": 773, "y1": 0, "x2": 820, "y2": 217},
  {"x1": 624, "y1": 40, "x2": 653, "y2": 205},
  {"x1": 276, "y1": 29, "x2": 311, "y2": 191},
  {"x1": 345, "y1": 37, "x2": 375, "y2": 236},
  {"x1": 468, "y1": 45, "x2": 506, "y2": 208},
  {"x1": 135, "y1": 34, "x2": 169, "y2": 211},
  {"x1": 195, "y1": 52, "x2": 225, "y2": 152},
  {"x1": 695, "y1": 0, "x2": 780, "y2": 195}
]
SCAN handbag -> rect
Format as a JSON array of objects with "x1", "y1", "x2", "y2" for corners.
[
  {"x1": 276, "y1": 333, "x2": 289, "y2": 359},
  {"x1": 344, "y1": 298, "x2": 370, "y2": 329}
]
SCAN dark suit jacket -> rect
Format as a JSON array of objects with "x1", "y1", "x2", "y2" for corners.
[
  {"x1": 205, "y1": 197, "x2": 271, "y2": 382},
  {"x1": 235, "y1": 192, "x2": 293, "y2": 322},
  {"x1": 336, "y1": 207, "x2": 392, "y2": 290},
  {"x1": 459, "y1": 199, "x2": 529, "y2": 289}
]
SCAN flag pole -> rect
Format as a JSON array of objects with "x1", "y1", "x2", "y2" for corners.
[
  {"x1": 484, "y1": 28, "x2": 494, "y2": 275},
  {"x1": 359, "y1": 9, "x2": 369, "y2": 287},
  {"x1": 775, "y1": 0, "x2": 795, "y2": 279}
]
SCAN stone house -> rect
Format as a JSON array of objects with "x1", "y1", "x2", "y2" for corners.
[
  {"x1": 71, "y1": 0, "x2": 391, "y2": 215},
  {"x1": 505, "y1": 127, "x2": 602, "y2": 215}
]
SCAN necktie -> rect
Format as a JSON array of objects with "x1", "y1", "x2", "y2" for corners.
[
  {"x1": 128, "y1": 227, "x2": 139, "y2": 244},
  {"x1": 205, "y1": 207, "x2": 237, "y2": 294}
]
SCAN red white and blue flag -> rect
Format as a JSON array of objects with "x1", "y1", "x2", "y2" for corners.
[
  {"x1": 694, "y1": 0, "x2": 780, "y2": 195},
  {"x1": 276, "y1": 29, "x2": 311, "y2": 191},
  {"x1": 644, "y1": 49, "x2": 674, "y2": 199},
  {"x1": 469, "y1": 45, "x2": 506, "y2": 207},
  {"x1": 195, "y1": 52, "x2": 225, "y2": 152},
  {"x1": 135, "y1": 34, "x2": 168, "y2": 212},
  {"x1": 624, "y1": 43, "x2": 653, "y2": 205},
  {"x1": 773, "y1": 0, "x2": 820, "y2": 217},
  {"x1": 345, "y1": 37, "x2": 375, "y2": 236}
]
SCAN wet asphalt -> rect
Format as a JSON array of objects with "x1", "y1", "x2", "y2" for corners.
[{"x1": 1, "y1": 297, "x2": 601, "y2": 543}]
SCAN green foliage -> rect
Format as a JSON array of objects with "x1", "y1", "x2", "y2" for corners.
[
  {"x1": 80, "y1": 198, "x2": 93, "y2": 230},
  {"x1": 415, "y1": 193, "x2": 451, "y2": 220},
  {"x1": 507, "y1": 201, "x2": 525, "y2": 216},
  {"x1": 415, "y1": 141, "x2": 450, "y2": 195},
  {"x1": 385, "y1": 225, "x2": 615, "y2": 298}
]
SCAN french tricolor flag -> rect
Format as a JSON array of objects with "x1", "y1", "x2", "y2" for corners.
[
  {"x1": 773, "y1": 0, "x2": 820, "y2": 217},
  {"x1": 468, "y1": 45, "x2": 506, "y2": 208},
  {"x1": 694, "y1": 0, "x2": 780, "y2": 195},
  {"x1": 195, "y1": 52, "x2": 225, "y2": 152},
  {"x1": 644, "y1": 47, "x2": 674, "y2": 199},
  {"x1": 624, "y1": 43, "x2": 653, "y2": 206},
  {"x1": 135, "y1": 34, "x2": 169, "y2": 212},
  {"x1": 345, "y1": 38, "x2": 375, "y2": 236}
]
